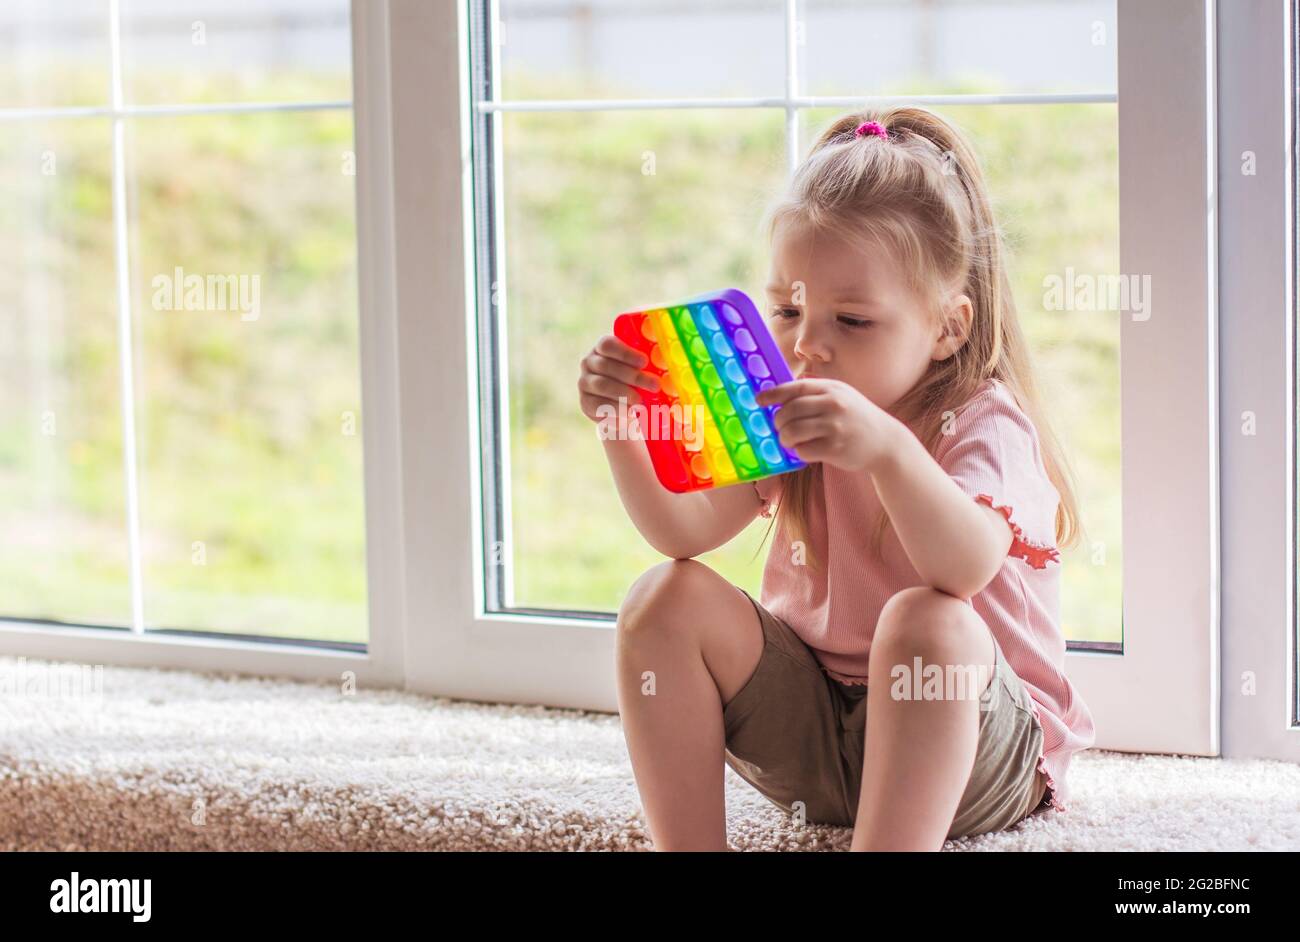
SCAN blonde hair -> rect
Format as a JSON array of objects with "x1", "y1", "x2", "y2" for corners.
[{"x1": 754, "y1": 106, "x2": 1084, "y2": 571}]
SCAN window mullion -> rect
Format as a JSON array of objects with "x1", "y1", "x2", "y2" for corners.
[
  {"x1": 108, "y1": 0, "x2": 144, "y2": 634},
  {"x1": 785, "y1": 0, "x2": 800, "y2": 175}
]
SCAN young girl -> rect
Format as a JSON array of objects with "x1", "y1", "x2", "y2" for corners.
[{"x1": 577, "y1": 107, "x2": 1096, "y2": 851}]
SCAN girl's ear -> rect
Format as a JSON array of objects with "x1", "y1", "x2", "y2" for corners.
[{"x1": 932, "y1": 293, "x2": 974, "y2": 360}]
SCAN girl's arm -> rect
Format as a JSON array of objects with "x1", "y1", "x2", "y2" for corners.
[
  {"x1": 601, "y1": 434, "x2": 766, "y2": 559},
  {"x1": 580, "y1": 330, "x2": 762, "y2": 558},
  {"x1": 755, "y1": 376, "x2": 1013, "y2": 600},
  {"x1": 870, "y1": 425, "x2": 1014, "y2": 600}
]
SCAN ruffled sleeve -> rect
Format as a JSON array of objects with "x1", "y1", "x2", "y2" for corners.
[{"x1": 935, "y1": 381, "x2": 1062, "y2": 571}]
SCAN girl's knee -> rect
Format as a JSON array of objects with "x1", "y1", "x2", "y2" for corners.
[
  {"x1": 874, "y1": 586, "x2": 987, "y2": 660},
  {"x1": 617, "y1": 559, "x2": 719, "y2": 639}
]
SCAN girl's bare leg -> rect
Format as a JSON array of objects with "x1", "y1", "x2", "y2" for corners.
[
  {"x1": 849, "y1": 586, "x2": 997, "y2": 852},
  {"x1": 615, "y1": 559, "x2": 765, "y2": 851}
]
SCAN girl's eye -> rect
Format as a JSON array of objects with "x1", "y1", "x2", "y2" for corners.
[{"x1": 770, "y1": 307, "x2": 872, "y2": 328}]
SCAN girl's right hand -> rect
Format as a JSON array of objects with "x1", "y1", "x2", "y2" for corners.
[{"x1": 577, "y1": 334, "x2": 662, "y2": 425}]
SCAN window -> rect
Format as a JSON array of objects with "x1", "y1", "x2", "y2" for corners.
[
  {"x1": 0, "y1": 0, "x2": 367, "y2": 644},
  {"x1": 0, "y1": 2, "x2": 1228, "y2": 757},
  {"x1": 474, "y1": 0, "x2": 1121, "y2": 646}
]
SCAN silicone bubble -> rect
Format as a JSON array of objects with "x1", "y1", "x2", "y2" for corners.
[{"x1": 612, "y1": 288, "x2": 806, "y2": 493}]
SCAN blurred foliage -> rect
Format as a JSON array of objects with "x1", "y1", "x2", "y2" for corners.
[
  {"x1": 0, "y1": 73, "x2": 364, "y2": 640},
  {"x1": 0, "y1": 66, "x2": 1120, "y2": 644}
]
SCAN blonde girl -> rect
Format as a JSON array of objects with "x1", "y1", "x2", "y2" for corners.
[{"x1": 578, "y1": 107, "x2": 1096, "y2": 851}]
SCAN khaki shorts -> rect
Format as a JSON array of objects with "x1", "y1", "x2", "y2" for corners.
[{"x1": 723, "y1": 588, "x2": 1050, "y2": 840}]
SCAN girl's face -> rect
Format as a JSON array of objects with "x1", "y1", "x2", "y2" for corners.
[{"x1": 763, "y1": 220, "x2": 971, "y2": 415}]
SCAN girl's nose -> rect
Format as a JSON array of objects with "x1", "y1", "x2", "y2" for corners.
[{"x1": 793, "y1": 321, "x2": 832, "y2": 363}]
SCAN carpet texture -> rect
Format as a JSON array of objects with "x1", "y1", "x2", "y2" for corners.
[{"x1": 1, "y1": 655, "x2": 1296, "y2": 851}]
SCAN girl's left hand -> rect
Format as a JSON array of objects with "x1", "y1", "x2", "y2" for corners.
[{"x1": 755, "y1": 378, "x2": 905, "y2": 474}]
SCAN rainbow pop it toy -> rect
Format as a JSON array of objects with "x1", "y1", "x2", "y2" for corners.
[{"x1": 612, "y1": 288, "x2": 806, "y2": 494}]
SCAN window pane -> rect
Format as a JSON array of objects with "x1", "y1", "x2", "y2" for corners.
[
  {"x1": 801, "y1": 103, "x2": 1121, "y2": 645},
  {"x1": 484, "y1": 6, "x2": 1120, "y2": 644},
  {"x1": 0, "y1": 119, "x2": 131, "y2": 626},
  {"x1": 802, "y1": 0, "x2": 1117, "y2": 96},
  {"x1": 500, "y1": 108, "x2": 787, "y2": 610},
  {"x1": 127, "y1": 110, "x2": 366, "y2": 642},
  {"x1": 120, "y1": 0, "x2": 352, "y2": 105},
  {"x1": 0, "y1": 1, "x2": 110, "y2": 108},
  {"x1": 498, "y1": 0, "x2": 787, "y2": 101}
]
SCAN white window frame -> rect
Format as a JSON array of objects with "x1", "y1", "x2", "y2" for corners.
[
  {"x1": 1219, "y1": 0, "x2": 1300, "y2": 763},
  {"x1": 9, "y1": 0, "x2": 1284, "y2": 773},
  {"x1": 0, "y1": 1, "x2": 404, "y2": 689},
  {"x1": 1060, "y1": 0, "x2": 1220, "y2": 758}
]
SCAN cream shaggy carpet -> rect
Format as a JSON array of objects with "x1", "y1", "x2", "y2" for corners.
[{"x1": 1, "y1": 655, "x2": 1296, "y2": 851}]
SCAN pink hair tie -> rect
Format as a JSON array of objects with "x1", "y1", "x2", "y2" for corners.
[{"x1": 854, "y1": 120, "x2": 889, "y2": 140}]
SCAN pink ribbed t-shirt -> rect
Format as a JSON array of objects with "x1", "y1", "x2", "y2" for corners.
[{"x1": 751, "y1": 377, "x2": 1095, "y2": 812}]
